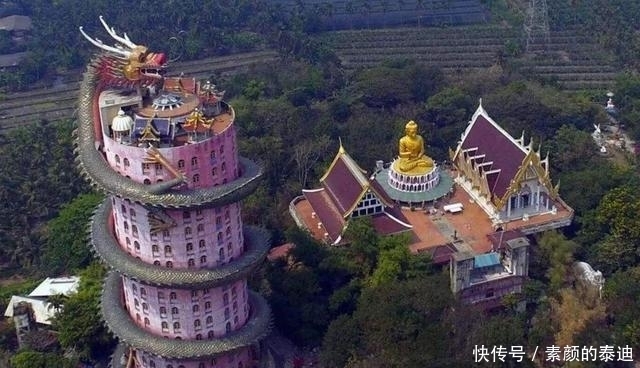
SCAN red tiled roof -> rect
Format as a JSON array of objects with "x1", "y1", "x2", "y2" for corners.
[
  {"x1": 487, "y1": 229, "x2": 526, "y2": 249},
  {"x1": 370, "y1": 211, "x2": 412, "y2": 236},
  {"x1": 321, "y1": 152, "x2": 367, "y2": 216},
  {"x1": 458, "y1": 111, "x2": 526, "y2": 200},
  {"x1": 267, "y1": 243, "x2": 295, "y2": 261},
  {"x1": 302, "y1": 188, "x2": 345, "y2": 243},
  {"x1": 417, "y1": 244, "x2": 457, "y2": 265}
]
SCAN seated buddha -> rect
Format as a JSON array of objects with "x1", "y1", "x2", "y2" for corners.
[{"x1": 394, "y1": 120, "x2": 434, "y2": 175}]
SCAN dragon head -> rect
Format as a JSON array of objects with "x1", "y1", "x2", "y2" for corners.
[{"x1": 80, "y1": 16, "x2": 167, "y2": 87}]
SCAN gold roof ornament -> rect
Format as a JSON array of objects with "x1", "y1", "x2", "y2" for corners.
[{"x1": 140, "y1": 116, "x2": 160, "y2": 143}]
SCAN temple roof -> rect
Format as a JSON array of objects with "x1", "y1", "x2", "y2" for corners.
[
  {"x1": 320, "y1": 145, "x2": 392, "y2": 217},
  {"x1": 452, "y1": 103, "x2": 528, "y2": 200}
]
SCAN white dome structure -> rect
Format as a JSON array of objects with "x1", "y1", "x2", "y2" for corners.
[{"x1": 111, "y1": 109, "x2": 133, "y2": 132}]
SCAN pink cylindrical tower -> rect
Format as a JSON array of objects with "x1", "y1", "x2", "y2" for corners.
[{"x1": 76, "y1": 18, "x2": 271, "y2": 368}]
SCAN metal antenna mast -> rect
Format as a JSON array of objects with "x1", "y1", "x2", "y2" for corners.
[{"x1": 524, "y1": 0, "x2": 550, "y2": 53}]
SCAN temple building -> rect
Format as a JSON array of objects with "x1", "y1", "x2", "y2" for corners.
[
  {"x1": 76, "y1": 18, "x2": 271, "y2": 368},
  {"x1": 291, "y1": 102, "x2": 573, "y2": 308}
]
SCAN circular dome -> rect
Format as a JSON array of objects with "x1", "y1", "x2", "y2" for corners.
[{"x1": 112, "y1": 109, "x2": 133, "y2": 132}]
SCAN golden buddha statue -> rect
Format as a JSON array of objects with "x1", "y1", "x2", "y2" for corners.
[{"x1": 393, "y1": 120, "x2": 434, "y2": 175}]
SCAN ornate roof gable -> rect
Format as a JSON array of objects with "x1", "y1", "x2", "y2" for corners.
[
  {"x1": 320, "y1": 144, "x2": 393, "y2": 217},
  {"x1": 451, "y1": 102, "x2": 557, "y2": 209}
]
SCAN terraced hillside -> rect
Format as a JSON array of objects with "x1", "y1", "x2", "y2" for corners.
[
  {"x1": 324, "y1": 26, "x2": 618, "y2": 91},
  {"x1": 0, "y1": 50, "x2": 278, "y2": 133}
]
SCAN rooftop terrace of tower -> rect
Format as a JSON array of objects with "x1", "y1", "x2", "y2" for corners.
[{"x1": 100, "y1": 77, "x2": 232, "y2": 149}]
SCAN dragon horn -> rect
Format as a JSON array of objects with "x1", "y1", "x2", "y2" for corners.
[
  {"x1": 79, "y1": 26, "x2": 131, "y2": 58},
  {"x1": 99, "y1": 16, "x2": 139, "y2": 49}
]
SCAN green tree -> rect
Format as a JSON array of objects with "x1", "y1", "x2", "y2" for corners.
[
  {"x1": 41, "y1": 192, "x2": 103, "y2": 275},
  {"x1": 10, "y1": 350, "x2": 75, "y2": 368},
  {"x1": 51, "y1": 263, "x2": 114, "y2": 362}
]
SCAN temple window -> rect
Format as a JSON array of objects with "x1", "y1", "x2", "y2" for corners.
[
  {"x1": 225, "y1": 322, "x2": 231, "y2": 333},
  {"x1": 186, "y1": 243, "x2": 194, "y2": 253},
  {"x1": 196, "y1": 209, "x2": 203, "y2": 219},
  {"x1": 123, "y1": 158, "x2": 130, "y2": 167},
  {"x1": 132, "y1": 225, "x2": 138, "y2": 238},
  {"x1": 162, "y1": 229, "x2": 170, "y2": 240},
  {"x1": 215, "y1": 216, "x2": 222, "y2": 229},
  {"x1": 164, "y1": 245, "x2": 172, "y2": 256},
  {"x1": 152, "y1": 244, "x2": 159, "y2": 254},
  {"x1": 132, "y1": 284, "x2": 137, "y2": 294},
  {"x1": 150, "y1": 361, "x2": 156, "y2": 368},
  {"x1": 170, "y1": 292, "x2": 177, "y2": 301},
  {"x1": 194, "y1": 319, "x2": 201, "y2": 329},
  {"x1": 210, "y1": 151, "x2": 216, "y2": 161},
  {"x1": 193, "y1": 304, "x2": 200, "y2": 314},
  {"x1": 158, "y1": 291, "x2": 165, "y2": 300},
  {"x1": 115, "y1": 155, "x2": 121, "y2": 165},
  {"x1": 200, "y1": 255, "x2": 207, "y2": 264},
  {"x1": 166, "y1": 261, "x2": 173, "y2": 268},
  {"x1": 191, "y1": 157, "x2": 198, "y2": 167},
  {"x1": 193, "y1": 174, "x2": 200, "y2": 183},
  {"x1": 144, "y1": 317, "x2": 150, "y2": 326},
  {"x1": 155, "y1": 163, "x2": 162, "y2": 174},
  {"x1": 199, "y1": 240, "x2": 206, "y2": 249},
  {"x1": 197, "y1": 224, "x2": 205, "y2": 235},
  {"x1": 224, "y1": 209, "x2": 230, "y2": 222},
  {"x1": 142, "y1": 302, "x2": 148, "y2": 313},
  {"x1": 221, "y1": 162, "x2": 226, "y2": 173},
  {"x1": 203, "y1": 288, "x2": 209, "y2": 295},
  {"x1": 183, "y1": 211, "x2": 191, "y2": 221},
  {"x1": 233, "y1": 301, "x2": 237, "y2": 311},
  {"x1": 123, "y1": 222, "x2": 129, "y2": 232},
  {"x1": 206, "y1": 316, "x2": 213, "y2": 325},
  {"x1": 142, "y1": 163, "x2": 150, "y2": 174},
  {"x1": 136, "y1": 313, "x2": 141, "y2": 322},
  {"x1": 522, "y1": 193, "x2": 530, "y2": 207},
  {"x1": 178, "y1": 159, "x2": 185, "y2": 169},
  {"x1": 231, "y1": 286, "x2": 236, "y2": 297},
  {"x1": 208, "y1": 330, "x2": 215, "y2": 339},
  {"x1": 219, "y1": 248, "x2": 225, "y2": 261},
  {"x1": 217, "y1": 232, "x2": 223, "y2": 244},
  {"x1": 234, "y1": 315, "x2": 239, "y2": 325},
  {"x1": 185, "y1": 227, "x2": 192, "y2": 238},
  {"x1": 205, "y1": 301, "x2": 211, "y2": 310},
  {"x1": 121, "y1": 204, "x2": 127, "y2": 215},
  {"x1": 220, "y1": 145, "x2": 224, "y2": 154},
  {"x1": 160, "y1": 307, "x2": 167, "y2": 316},
  {"x1": 154, "y1": 260, "x2": 161, "y2": 266},
  {"x1": 224, "y1": 308, "x2": 230, "y2": 320},
  {"x1": 130, "y1": 208, "x2": 136, "y2": 219},
  {"x1": 212, "y1": 167, "x2": 217, "y2": 177},
  {"x1": 188, "y1": 258, "x2": 195, "y2": 267},
  {"x1": 161, "y1": 321, "x2": 168, "y2": 331},
  {"x1": 134, "y1": 299, "x2": 140, "y2": 308},
  {"x1": 172, "y1": 307, "x2": 179, "y2": 315},
  {"x1": 223, "y1": 293, "x2": 229, "y2": 306},
  {"x1": 173, "y1": 322, "x2": 181, "y2": 332},
  {"x1": 126, "y1": 238, "x2": 131, "y2": 247},
  {"x1": 225, "y1": 227, "x2": 231, "y2": 237}
]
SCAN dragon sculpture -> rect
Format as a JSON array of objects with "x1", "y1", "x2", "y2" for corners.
[{"x1": 75, "y1": 17, "x2": 263, "y2": 208}]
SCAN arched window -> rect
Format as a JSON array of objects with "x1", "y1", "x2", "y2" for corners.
[
  {"x1": 134, "y1": 299, "x2": 140, "y2": 308},
  {"x1": 154, "y1": 260, "x2": 161, "y2": 266},
  {"x1": 134, "y1": 241, "x2": 140, "y2": 251},
  {"x1": 217, "y1": 232, "x2": 223, "y2": 243},
  {"x1": 131, "y1": 225, "x2": 138, "y2": 237},
  {"x1": 200, "y1": 255, "x2": 207, "y2": 264},
  {"x1": 136, "y1": 313, "x2": 141, "y2": 321},
  {"x1": 183, "y1": 211, "x2": 191, "y2": 220},
  {"x1": 123, "y1": 158, "x2": 130, "y2": 167},
  {"x1": 199, "y1": 240, "x2": 206, "y2": 249},
  {"x1": 162, "y1": 229, "x2": 170, "y2": 239},
  {"x1": 211, "y1": 167, "x2": 217, "y2": 177},
  {"x1": 208, "y1": 330, "x2": 215, "y2": 339},
  {"x1": 115, "y1": 154, "x2": 120, "y2": 164},
  {"x1": 188, "y1": 258, "x2": 195, "y2": 267},
  {"x1": 231, "y1": 287, "x2": 236, "y2": 297},
  {"x1": 160, "y1": 307, "x2": 166, "y2": 315},
  {"x1": 161, "y1": 321, "x2": 168, "y2": 330},
  {"x1": 144, "y1": 178, "x2": 151, "y2": 185},
  {"x1": 206, "y1": 316, "x2": 213, "y2": 325},
  {"x1": 158, "y1": 291, "x2": 165, "y2": 300},
  {"x1": 193, "y1": 304, "x2": 199, "y2": 313},
  {"x1": 191, "y1": 157, "x2": 198, "y2": 167},
  {"x1": 164, "y1": 245, "x2": 172, "y2": 256},
  {"x1": 129, "y1": 208, "x2": 136, "y2": 218},
  {"x1": 219, "y1": 248, "x2": 225, "y2": 260},
  {"x1": 186, "y1": 243, "x2": 193, "y2": 252},
  {"x1": 185, "y1": 227, "x2": 192, "y2": 236},
  {"x1": 140, "y1": 287, "x2": 146, "y2": 296},
  {"x1": 178, "y1": 159, "x2": 185, "y2": 169},
  {"x1": 205, "y1": 301, "x2": 211, "y2": 310},
  {"x1": 142, "y1": 303, "x2": 148, "y2": 312},
  {"x1": 194, "y1": 319, "x2": 201, "y2": 328},
  {"x1": 150, "y1": 361, "x2": 156, "y2": 368},
  {"x1": 225, "y1": 226, "x2": 231, "y2": 237},
  {"x1": 226, "y1": 322, "x2": 231, "y2": 333},
  {"x1": 121, "y1": 204, "x2": 127, "y2": 215},
  {"x1": 219, "y1": 145, "x2": 224, "y2": 154},
  {"x1": 223, "y1": 293, "x2": 229, "y2": 306},
  {"x1": 233, "y1": 301, "x2": 237, "y2": 311},
  {"x1": 224, "y1": 308, "x2": 230, "y2": 320},
  {"x1": 197, "y1": 224, "x2": 204, "y2": 233},
  {"x1": 152, "y1": 244, "x2": 159, "y2": 253},
  {"x1": 166, "y1": 261, "x2": 173, "y2": 268},
  {"x1": 172, "y1": 307, "x2": 179, "y2": 315},
  {"x1": 131, "y1": 284, "x2": 137, "y2": 294},
  {"x1": 170, "y1": 292, "x2": 177, "y2": 300},
  {"x1": 126, "y1": 238, "x2": 131, "y2": 246},
  {"x1": 193, "y1": 174, "x2": 200, "y2": 183},
  {"x1": 123, "y1": 222, "x2": 129, "y2": 232},
  {"x1": 173, "y1": 321, "x2": 180, "y2": 330},
  {"x1": 221, "y1": 162, "x2": 226, "y2": 173},
  {"x1": 144, "y1": 317, "x2": 150, "y2": 326},
  {"x1": 234, "y1": 315, "x2": 238, "y2": 325},
  {"x1": 210, "y1": 151, "x2": 216, "y2": 161}
]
